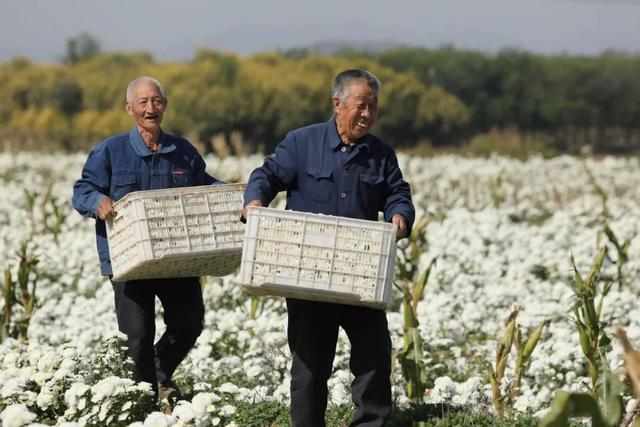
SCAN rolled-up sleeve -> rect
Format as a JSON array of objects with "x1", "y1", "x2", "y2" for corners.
[
  {"x1": 72, "y1": 146, "x2": 110, "y2": 219},
  {"x1": 383, "y1": 152, "x2": 415, "y2": 236},
  {"x1": 244, "y1": 132, "x2": 298, "y2": 206}
]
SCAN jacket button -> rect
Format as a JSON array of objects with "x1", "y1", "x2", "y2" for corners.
[{"x1": 340, "y1": 192, "x2": 346, "y2": 198}]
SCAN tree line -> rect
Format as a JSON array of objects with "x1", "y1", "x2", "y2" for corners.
[
  {"x1": 354, "y1": 46, "x2": 640, "y2": 153},
  {"x1": 1, "y1": 45, "x2": 639, "y2": 155}
]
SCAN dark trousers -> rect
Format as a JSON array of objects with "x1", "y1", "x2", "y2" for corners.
[
  {"x1": 286, "y1": 298, "x2": 392, "y2": 427},
  {"x1": 110, "y1": 277, "x2": 204, "y2": 396}
]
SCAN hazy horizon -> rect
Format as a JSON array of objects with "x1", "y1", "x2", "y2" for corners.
[{"x1": 2, "y1": 0, "x2": 640, "y2": 63}]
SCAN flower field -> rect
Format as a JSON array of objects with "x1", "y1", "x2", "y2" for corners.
[{"x1": 1, "y1": 152, "x2": 639, "y2": 426}]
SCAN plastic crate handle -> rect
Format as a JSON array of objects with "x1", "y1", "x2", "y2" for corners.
[{"x1": 260, "y1": 283, "x2": 362, "y2": 301}]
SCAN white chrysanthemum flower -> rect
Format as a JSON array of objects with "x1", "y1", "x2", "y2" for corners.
[
  {"x1": 0, "y1": 404, "x2": 37, "y2": 427},
  {"x1": 91, "y1": 376, "x2": 134, "y2": 402},
  {"x1": 3, "y1": 352, "x2": 20, "y2": 368},
  {"x1": 36, "y1": 389, "x2": 55, "y2": 408},
  {"x1": 1, "y1": 377, "x2": 26, "y2": 397},
  {"x1": 219, "y1": 404, "x2": 237, "y2": 416},
  {"x1": 142, "y1": 411, "x2": 174, "y2": 427},
  {"x1": 430, "y1": 376, "x2": 456, "y2": 401},
  {"x1": 172, "y1": 401, "x2": 196, "y2": 422},
  {"x1": 452, "y1": 376, "x2": 484, "y2": 406},
  {"x1": 245, "y1": 365, "x2": 261, "y2": 379},
  {"x1": 64, "y1": 382, "x2": 90, "y2": 410},
  {"x1": 36, "y1": 351, "x2": 59, "y2": 373},
  {"x1": 191, "y1": 392, "x2": 221, "y2": 415},
  {"x1": 31, "y1": 371, "x2": 51, "y2": 386},
  {"x1": 218, "y1": 382, "x2": 240, "y2": 395}
]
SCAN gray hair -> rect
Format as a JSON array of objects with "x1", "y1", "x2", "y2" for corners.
[
  {"x1": 332, "y1": 69, "x2": 381, "y2": 101},
  {"x1": 126, "y1": 76, "x2": 166, "y2": 102}
]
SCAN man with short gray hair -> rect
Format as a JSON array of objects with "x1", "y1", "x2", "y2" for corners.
[
  {"x1": 244, "y1": 68, "x2": 415, "y2": 426},
  {"x1": 72, "y1": 76, "x2": 223, "y2": 412}
]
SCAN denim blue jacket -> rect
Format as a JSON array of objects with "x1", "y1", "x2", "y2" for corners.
[
  {"x1": 244, "y1": 120, "x2": 415, "y2": 234},
  {"x1": 72, "y1": 126, "x2": 222, "y2": 275}
]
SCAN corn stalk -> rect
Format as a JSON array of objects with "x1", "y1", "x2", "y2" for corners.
[
  {"x1": 23, "y1": 188, "x2": 38, "y2": 237},
  {"x1": 569, "y1": 247, "x2": 612, "y2": 397},
  {"x1": 486, "y1": 309, "x2": 550, "y2": 417},
  {"x1": 0, "y1": 241, "x2": 39, "y2": 343},
  {"x1": 23, "y1": 183, "x2": 68, "y2": 245},
  {"x1": 490, "y1": 170, "x2": 505, "y2": 208},
  {"x1": 394, "y1": 217, "x2": 434, "y2": 405},
  {"x1": 603, "y1": 224, "x2": 632, "y2": 290},
  {"x1": 583, "y1": 161, "x2": 611, "y2": 221},
  {"x1": 1, "y1": 269, "x2": 13, "y2": 342},
  {"x1": 41, "y1": 182, "x2": 67, "y2": 245},
  {"x1": 395, "y1": 217, "x2": 429, "y2": 284},
  {"x1": 485, "y1": 309, "x2": 518, "y2": 417},
  {"x1": 396, "y1": 257, "x2": 436, "y2": 404},
  {"x1": 512, "y1": 318, "x2": 551, "y2": 403},
  {"x1": 249, "y1": 295, "x2": 261, "y2": 320}
]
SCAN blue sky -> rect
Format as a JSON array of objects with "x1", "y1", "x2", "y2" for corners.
[{"x1": 2, "y1": 0, "x2": 639, "y2": 62}]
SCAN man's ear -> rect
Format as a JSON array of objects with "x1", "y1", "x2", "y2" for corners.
[
  {"x1": 332, "y1": 97, "x2": 340, "y2": 114},
  {"x1": 124, "y1": 102, "x2": 133, "y2": 116}
]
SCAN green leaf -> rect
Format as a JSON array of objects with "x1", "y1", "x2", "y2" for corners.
[
  {"x1": 570, "y1": 254, "x2": 584, "y2": 291},
  {"x1": 603, "y1": 225, "x2": 619, "y2": 248},
  {"x1": 403, "y1": 297, "x2": 419, "y2": 329},
  {"x1": 586, "y1": 247, "x2": 607, "y2": 288},
  {"x1": 539, "y1": 390, "x2": 609, "y2": 427},
  {"x1": 521, "y1": 319, "x2": 551, "y2": 362},
  {"x1": 597, "y1": 369, "x2": 624, "y2": 426},
  {"x1": 413, "y1": 257, "x2": 436, "y2": 305}
]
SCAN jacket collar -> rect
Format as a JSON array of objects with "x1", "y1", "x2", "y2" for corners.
[
  {"x1": 328, "y1": 119, "x2": 371, "y2": 153},
  {"x1": 128, "y1": 126, "x2": 176, "y2": 157}
]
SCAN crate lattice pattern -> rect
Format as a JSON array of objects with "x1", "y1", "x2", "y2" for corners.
[
  {"x1": 107, "y1": 184, "x2": 245, "y2": 281},
  {"x1": 240, "y1": 207, "x2": 396, "y2": 308}
]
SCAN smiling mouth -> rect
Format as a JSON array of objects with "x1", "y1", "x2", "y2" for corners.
[{"x1": 145, "y1": 115, "x2": 160, "y2": 120}]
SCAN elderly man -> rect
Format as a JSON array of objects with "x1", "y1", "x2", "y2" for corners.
[
  {"x1": 243, "y1": 69, "x2": 415, "y2": 426},
  {"x1": 72, "y1": 76, "x2": 222, "y2": 408}
]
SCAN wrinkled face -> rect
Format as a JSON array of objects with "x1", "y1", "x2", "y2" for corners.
[
  {"x1": 125, "y1": 82, "x2": 167, "y2": 131},
  {"x1": 333, "y1": 81, "x2": 378, "y2": 143}
]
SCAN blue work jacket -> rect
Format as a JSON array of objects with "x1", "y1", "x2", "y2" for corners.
[
  {"x1": 72, "y1": 126, "x2": 222, "y2": 275},
  {"x1": 244, "y1": 119, "x2": 415, "y2": 234}
]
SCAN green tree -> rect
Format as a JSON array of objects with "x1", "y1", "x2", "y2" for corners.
[{"x1": 64, "y1": 32, "x2": 102, "y2": 64}]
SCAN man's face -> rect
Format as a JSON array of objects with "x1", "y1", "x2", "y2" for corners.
[
  {"x1": 333, "y1": 81, "x2": 378, "y2": 143},
  {"x1": 125, "y1": 83, "x2": 167, "y2": 131}
]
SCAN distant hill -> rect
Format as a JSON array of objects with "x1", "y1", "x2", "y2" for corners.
[{"x1": 281, "y1": 40, "x2": 406, "y2": 56}]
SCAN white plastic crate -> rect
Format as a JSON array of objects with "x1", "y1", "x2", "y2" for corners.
[
  {"x1": 107, "y1": 184, "x2": 246, "y2": 281},
  {"x1": 239, "y1": 207, "x2": 397, "y2": 309}
]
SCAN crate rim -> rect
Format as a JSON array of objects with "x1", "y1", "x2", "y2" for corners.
[
  {"x1": 245, "y1": 206, "x2": 398, "y2": 232},
  {"x1": 112, "y1": 183, "x2": 246, "y2": 210}
]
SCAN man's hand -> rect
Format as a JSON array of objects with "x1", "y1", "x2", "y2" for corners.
[
  {"x1": 96, "y1": 197, "x2": 116, "y2": 220},
  {"x1": 242, "y1": 199, "x2": 263, "y2": 222},
  {"x1": 391, "y1": 213, "x2": 407, "y2": 241}
]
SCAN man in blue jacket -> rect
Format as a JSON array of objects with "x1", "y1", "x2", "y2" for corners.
[
  {"x1": 243, "y1": 69, "x2": 415, "y2": 427},
  {"x1": 72, "y1": 76, "x2": 222, "y2": 408}
]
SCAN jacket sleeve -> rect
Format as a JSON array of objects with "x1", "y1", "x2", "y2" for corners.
[
  {"x1": 72, "y1": 146, "x2": 110, "y2": 219},
  {"x1": 383, "y1": 151, "x2": 415, "y2": 236},
  {"x1": 244, "y1": 132, "x2": 297, "y2": 206}
]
